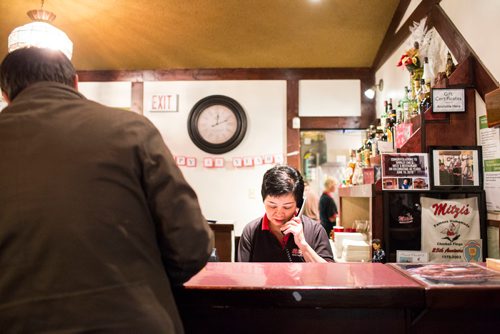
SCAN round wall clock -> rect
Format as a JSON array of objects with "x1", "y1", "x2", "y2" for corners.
[{"x1": 188, "y1": 95, "x2": 247, "y2": 154}]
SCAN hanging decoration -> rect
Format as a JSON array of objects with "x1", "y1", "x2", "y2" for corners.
[{"x1": 174, "y1": 154, "x2": 284, "y2": 169}]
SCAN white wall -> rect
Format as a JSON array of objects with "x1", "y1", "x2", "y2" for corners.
[
  {"x1": 299, "y1": 80, "x2": 361, "y2": 117},
  {"x1": 325, "y1": 130, "x2": 364, "y2": 163},
  {"x1": 441, "y1": 0, "x2": 500, "y2": 83},
  {"x1": 78, "y1": 82, "x2": 132, "y2": 108},
  {"x1": 143, "y1": 81, "x2": 286, "y2": 236},
  {"x1": 395, "y1": 0, "x2": 422, "y2": 33}
]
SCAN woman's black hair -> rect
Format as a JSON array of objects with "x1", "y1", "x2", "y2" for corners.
[{"x1": 261, "y1": 165, "x2": 304, "y2": 205}]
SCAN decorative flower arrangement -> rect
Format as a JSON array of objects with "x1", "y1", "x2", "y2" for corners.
[{"x1": 397, "y1": 41, "x2": 422, "y2": 73}]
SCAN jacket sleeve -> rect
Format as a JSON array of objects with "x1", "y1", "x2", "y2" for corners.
[
  {"x1": 237, "y1": 222, "x2": 254, "y2": 262},
  {"x1": 139, "y1": 120, "x2": 213, "y2": 285},
  {"x1": 305, "y1": 217, "x2": 334, "y2": 262}
]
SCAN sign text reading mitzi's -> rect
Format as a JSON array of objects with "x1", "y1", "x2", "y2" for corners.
[{"x1": 432, "y1": 202, "x2": 470, "y2": 218}]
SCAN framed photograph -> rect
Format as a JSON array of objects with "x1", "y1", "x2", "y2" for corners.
[
  {"x1": 432, "y1": 88, "x2": 466, "y2": 113},
  {"x1": 429, "y1": 146, "x2": 483, "y2": 190},
  {"x1": 381, "y1": 153, "x2": 430, "y2": 191}
]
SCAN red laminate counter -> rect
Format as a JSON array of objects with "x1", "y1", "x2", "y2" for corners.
[
  {"x1": 184, "y1": 262, "x2": 421, "y2": 290},
  {"x1": 175, "y1": 263, "x2": 424, "y2": 334}
]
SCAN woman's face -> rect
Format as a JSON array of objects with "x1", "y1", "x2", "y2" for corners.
[{"x1": 263, "y1": 193, "x2": 297, "y2": 229}]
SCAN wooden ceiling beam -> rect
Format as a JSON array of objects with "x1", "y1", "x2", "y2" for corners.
[{"x1": 77, "y1": 68, "x2": 372, "y2": 82}]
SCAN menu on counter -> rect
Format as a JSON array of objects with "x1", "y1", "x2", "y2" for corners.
[{"x1": 391, "y1": 262, "x2": 500, "y2": 286}]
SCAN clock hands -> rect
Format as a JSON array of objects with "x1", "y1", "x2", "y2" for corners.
[{"x1": 211, "y1": 118, "x2": 230, "y2": 127}]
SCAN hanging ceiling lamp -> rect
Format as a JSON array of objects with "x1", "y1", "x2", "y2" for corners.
[{"x1": 8, "y1": 0, "x2": 73, "y2": 60}]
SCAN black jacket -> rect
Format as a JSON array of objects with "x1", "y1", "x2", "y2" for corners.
[{"x1": 0, "y1": 82, "x2": 213, "y2": 333}]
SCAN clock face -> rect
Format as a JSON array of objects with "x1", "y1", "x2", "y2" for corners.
[
  {"x1": 197, "y1": 105, "x2": 238, "y2": 144},
  {"x1": 188, "y1": 95, "x2": 247, "y2": 154}
]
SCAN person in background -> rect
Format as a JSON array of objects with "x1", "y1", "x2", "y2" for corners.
[
  {"x1": 319, "y1": 177, "x2": 338, "y2": 239},
  {"x1": 302, "y1": 180, "x2": 320, "y2": 221},
  {"x1": 439, "y1": 161, "x2": 452, "y2": 185},
  {"x1": 238, "y1": 165, "x2": 333, "y2": 263},
  {"x1": 0, "y1": 47, "x2": 213, "y2": 333},
  {"x1": 452, "y1": 158, "x2": 463, "y2": 185}
]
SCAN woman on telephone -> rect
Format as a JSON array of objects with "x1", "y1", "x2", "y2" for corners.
[{"x1": 237, "y1": 165, "x2": 334, "y2": 263}]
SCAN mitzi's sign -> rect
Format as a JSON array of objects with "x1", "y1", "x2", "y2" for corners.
[
  {"x1": 421, "y1": 197, "x2": 480, "y2": 262},
  {"x1": 431, "y1": 202, "x2": 471, "y2": 219}
]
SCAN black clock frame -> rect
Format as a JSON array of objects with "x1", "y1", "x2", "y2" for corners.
[{"x1": 187, "y1": 95, "x2": 247, "y2": 154}]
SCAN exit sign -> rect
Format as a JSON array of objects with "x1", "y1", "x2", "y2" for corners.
[{"x1": 149, "y1": 94, "x2": 179, "y2": 112}]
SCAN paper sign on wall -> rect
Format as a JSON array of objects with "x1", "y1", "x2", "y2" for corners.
[
  {"x1": 421, "y1": 196, "x2": 480, "y2": 262},
  {"x1": 381, "y1": 153, "x2": 430, "y2": 190}
]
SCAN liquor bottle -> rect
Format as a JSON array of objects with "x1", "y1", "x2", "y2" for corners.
[
  {"x1": 401, "y1": 86, "x2": 410, "y2": 122},
  {"x1": 445, "y1": 51, "x2": 456, "y2": 77},
  {"x1": 346, "y1": 149, "x2": 357, "y2": 185},
  {"x1": 396, "y1": 101, "x2": 403, "y2": 125},
  {"x1": 380, "y1": 100, "x2": 388, "y2": 129},
  {"x1": 385, "y1": 115, "x2": 394, "y2": 144},
  {"x1": 418, "y1": 79, "x2": 426, "y2": 105},
  {"x1": 419, "y1": 81, "x2": 432, "y2": 113},
  {"x1": 411, "y1": 79, "x2": 421, "y2": 116},
  {"x1": 422, "y1": 56, "x2": 435, "y2": 85},
  {"x1": 388, "y1": 106, "x2": 397, "y2": 125}
]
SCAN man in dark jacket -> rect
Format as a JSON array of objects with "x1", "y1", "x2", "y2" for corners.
[{"x1": 0, "y1": 47, "x2": 213, "y2": 333}]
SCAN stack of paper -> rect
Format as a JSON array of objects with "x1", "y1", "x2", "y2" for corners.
[{"x1": 342, "y1": 240, "x2": 371, "y2": 262}]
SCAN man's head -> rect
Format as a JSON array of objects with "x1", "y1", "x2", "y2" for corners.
[
  {"x1": 261, "y1": 165, "x2": 304, "y2": 206},
  {"x1": 324, "y1": 178, "x2": 336, "y2": 192},
  {"x1": 0, "y1": 47, "x2": 77, "y2": 102}
]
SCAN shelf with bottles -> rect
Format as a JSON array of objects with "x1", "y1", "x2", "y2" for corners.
[{"x1": 398, "y1": 57, "x2": 477, "y2": 153}]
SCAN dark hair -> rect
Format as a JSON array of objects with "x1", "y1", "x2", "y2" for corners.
[
  {"x1": 261, "y1": 165, "x2": 304, "y2": 205},
  {"x1": 0, "y1": 47, "x2": 76, "y2": 101},
  {"x1": 372, "y1": 238, "x2": 381, "y2": 245}
]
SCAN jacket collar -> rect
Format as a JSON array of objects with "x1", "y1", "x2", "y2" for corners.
[{"x1": 4, "y1": 81, "x2": 86, "y2": 113}]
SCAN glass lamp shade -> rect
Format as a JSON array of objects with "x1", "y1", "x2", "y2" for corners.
[
  {"x1": 364, "y1": 88, "x2": 375, "y2": 99},
  {"x1": 8, "y1": 21, "x2": 73, "y2": 60}
]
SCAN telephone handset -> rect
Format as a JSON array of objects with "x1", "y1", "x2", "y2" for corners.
[
  {"x1": 281, "y1": 197, "x2": 307, "y2": 236},
  {"x1": 296, "y1": 197, "x2": 306, "y2": 217}
]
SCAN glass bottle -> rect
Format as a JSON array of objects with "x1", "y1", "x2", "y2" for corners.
[
  {"x1": 419, "y1": 81, "x2": 432, "y2": 113},
  {"x1": 445, "y1": 51, "x2": 456, "y2": 77},
  {"x1": 396, "y1": 100, "x2": 403, "y2": 125},
  {"x1": 422, "y1": 56, "x2": 435, "y2": 85},
  {"x1": 401, "y1": 86, "x2": 410, "y2": 122}
]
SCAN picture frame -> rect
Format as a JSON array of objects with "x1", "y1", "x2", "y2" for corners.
[
  {"x1": 381, "y1": 153, "x2": 430, "y2": 191},
  {"x1": 429, "y1": 146, "x2": 483, "y2": 190},
  {"x1": 431, "y1": 88, "x2": 466, "y2": 113}
]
